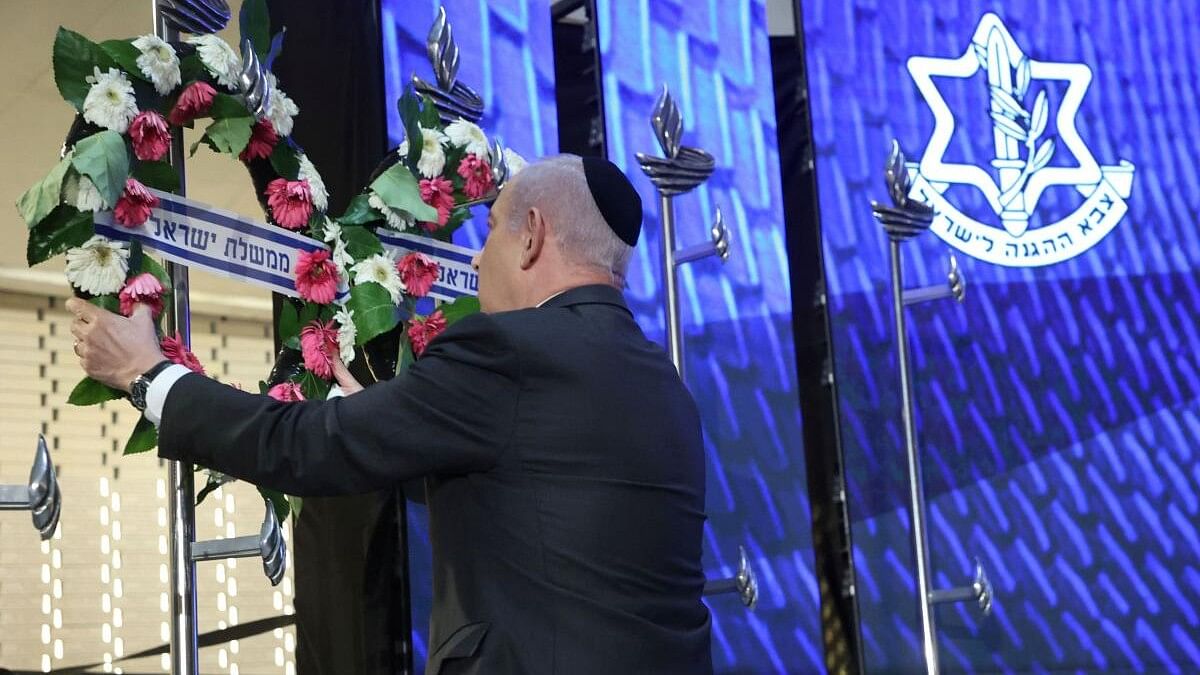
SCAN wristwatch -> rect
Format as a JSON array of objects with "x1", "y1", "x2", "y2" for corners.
[{"x1": 129, "y1": 360, "x2": 175, "y2": 412}]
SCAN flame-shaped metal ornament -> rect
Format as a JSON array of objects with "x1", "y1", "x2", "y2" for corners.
[
  {"x1": 412, "y1": 7, "x2": 484, "y2": 124},
  {"x1": 258, "y1": 501, "x2": 287, "y2": 586},
  {"x1": 158, "y1": 0, "x2": 231, "y2": 35},
  {"x1": 636, "y1": 86, "x2": 715, "y2": 197},
  {"x1": 674, "y1": 207, "x2": 731, "y2": 266},
  {"x1": 238, "y1": 38, "x2": 272, "y2": 119},
  {"x1": 871, "y1": 140, "x2": 935, "y2": 242},
  {"x1": 190, "y1": 499, "x2": 288, "y2": 586},
  {"x1": 702, "y1": 545, "x2": 759, "y2": 610},
  {"x1": 0, "y1": 435, "x2": 61, "y2": 540}
]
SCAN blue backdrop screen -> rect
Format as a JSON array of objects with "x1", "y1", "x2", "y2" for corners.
[
  {"x1": 598, "y1": 0, "x2": 822, "y2": 671},
  {"x1": 802, "y1": 0, "x2": 1200, "y2": 671},
  {"x1": 379, "y1": 1, "x2": 557, "y2": 667}
]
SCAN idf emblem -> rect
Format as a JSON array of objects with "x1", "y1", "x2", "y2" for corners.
[{"x1": 906, "y1": 13, "x2": 1134, "y2": 267}]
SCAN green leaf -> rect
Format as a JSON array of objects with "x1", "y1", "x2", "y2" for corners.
[
  {"x1": 258, "y1": 487, "x2": 292, "y2": 523},
  {"x1": 269, "y1": 141, "x2": 301, "y2": 179},
  {"x1": 278, "y1": 302, "x2": 300, "y2": 343},
  {"x1": 17, "y1": 153, "x2": 75, "y2": 228},
  {"x1": 287, "y1": 495, "x2": 303, "y2": 520},
  {"x1": 203, "y1": 117, "x2": 255, "y2": 156},
  {"x1": 340, "y1": 225, "x2": 384, "y2": 259},
  {"x1": 337, "y1": 193, "x2": 379, "y2": 225},
  {"x1": 178, "y1": 53, "x2": 207, "y2": 82},
  {"x1": 71, "y1": 130, "x2": 129, "y2": 207},
  {"x1": 123, "y1": 416, "x2": 158, "y2": 455},
  {"x1": 131, "y1": 160, "x2": 179, "y2": 193},
  {"x1": 27, "y1": 206, "x2": 93, "y2": 266},
  {"x1": 398, "y1": 90, "x2": 424, "y2": 169},
  {"x1": 418, "y1": 94, "x2": 442, "y2": 129},
  {"x1": 370, "y1": 163, "x2": 437, "y2": 222},
  {"x1": 209, "y1": 92, "x2": 252, "y2": 119},
  {"x1": 348, "y1": 281, "x2": 399, "y2": 345},
  {"x1": 397, "y1": 339, "x2": 415, "y2": 374},
  {"x1": 438, "y1": 296, "x2": 480, "y2": 326},
  {"x1": 298, "y1": 370, "x2": 330, "y2": 401},
  {"x1": 88, "y1": 295, "x2": 120, "y2": 313},
  {"x1": 189, "y1": 135, "x2": 218, "y2": 157},
  {"x1": 239, "y1": 0, "x2": 272, "y2": 59},
  {"x1": 67, "y1": 376, "x2": 124, "y2": 406},
  {"x1": 53, "y1": 27, "x2": 117, "y2": 110},
  {"x1": 298, "y1": 301, "x2": 321, "y2": 327},
  {"x1": 99, "y1": 40, "x2": 145, "y2": 82}
]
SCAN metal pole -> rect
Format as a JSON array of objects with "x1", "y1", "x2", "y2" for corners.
[
  {"x1": 890, "y1": 239, "x2": 937, "y2": 674},
  {"x1": 153, "y1": 5, "x2": 199, "y2": 673},
  {"x1": 659, "y1": 194, "x2": 684, "y2": 377}
]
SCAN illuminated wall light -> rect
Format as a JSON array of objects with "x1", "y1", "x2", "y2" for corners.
[
  {"x1": 102, "y1": 622, "x2": 112, "y2": 643},
  {"x1": 41, "y1": 563, "x2": 50, "y2": 583},
  {"x1": 231, "y1": 638, "x2": 240, "y2": 654},
  {"x1": 230, "y1": 606, "x2": 239, "y2": 625},
  {"x1": 161, "y1": 652, "x2": 170, "y2": 671},
  {"x1": 159, "y1": 564, "x2": 168, "y2": 584},
  {"x1": 158, "y1": 534, "x2": 167, "y2": 555},
  {"x1": 219, "y1": 648, "x2": 229, "y2": 668},
  {"x1": 41, "y1": 624, "x2": 50, "y2": 644},
  {"x1": 285, "y1": 663, "x2": 295, "y2": 675},
  {"x1": 229, "y1": 577, "x2": 238, "y2": 598},
  {"x1": 51, "y1": 549, "x2": 61, "y2": 569},
  {"x1": 41, "y1": 654, "x2": 50, "y2": 673},
  {"x1": 113, "y1": 579, "x2": 123, "y2": 598},
  {"x1": 42, "y1": 594, "x2": 50, "y2": 614},
  {"x1": 113, "y1": 607, "x2": 123, "y2": 628},
  {"x1": 53, "y1": 639, "x2": 63, "y2": 660},
  {"x1": 100, "y1": 505, "x2": 110, "y2": 526},
  {"x1": 230, "y1": 664, "x2": 240, "y2": 675},
  {"x1": 52, "y1": 609, "x2": 62, "y2": 629},
  {"x1": 157, "y1": 506, "x2": 166, "y2": 527},
  {"x1": 156, "y1": 478, "x2": 165, "y2": 499},
  {"x1": 273, "y1": 591, "x2": 282, "y2": 610},
  {"x1": 52, "y1": 579, "x2": 61, "y2": 599},
  {"x1": 101, "y1": 563, "x2": 111, "y2": 584},
  {"x1": 112, "y1": 492, "x2": 121, "y2": 512},
  {"x1": 218, "y1": 591, "x2": 227, "y2": 612},
  {"x1": 275, "y1": 647, "x2": 284, "y2": 666},
  {"x1": 112, "y1": 550, "x2": 122, "y2": 569},
  {"x1": 114, "y1": 637, "x2": 124, "y2": 658},
  {"x1": 102, "y1": 593, "x2": 112, "y2": 613}
]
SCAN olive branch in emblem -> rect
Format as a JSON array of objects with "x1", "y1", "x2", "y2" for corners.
[{"x1": 974, "y1": 28, "x2": 1056, "y2": 224}]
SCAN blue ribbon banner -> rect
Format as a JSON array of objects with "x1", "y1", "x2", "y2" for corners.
[
  {"x1": 377, "y1": 229, "x2": 480, "y2": 302},
  {"x1": 94, "y1": 189, "x2": 347, "y2": 301}
]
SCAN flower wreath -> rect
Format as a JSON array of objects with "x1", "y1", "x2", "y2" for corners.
[{"x1": 17, "y1": 1, "x2": 524, "y2": 517}]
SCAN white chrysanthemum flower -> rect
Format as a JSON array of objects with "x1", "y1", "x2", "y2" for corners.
[
  {"x1": 186, "y1": 35, "x2": 240, "y2": 89},
  {"x1": 444, "y1": 119, "x2": 489, "y2": 158},
  {"x1": 504, "y1": 147, "x2": 528, "y2": 176},
  {"x1": 367, "y1": 192, "x2": 413, "y2": 232},
  {"x1": 82, "y1": 67, "x2": 138, "y2": 134},
  {"x1": 397, "y1": 140, "x2": 409, "y2": 157},
  {"x1": 351, "y1": 252, "x2": 404, "y2": 303},
  {"x1": 265, "y1": 74, "x2": 300, "y2": 137},
  {"x1": 333, "y1": 305, "x2": 357, "y2": 365},
  {"x1": 132, "y1": 35, "x2": 181, "y2": 95},
  {"x1": 72, "y1": 174, "x2": 109, "y2": 212},
  {"x1": 415, "y1": 127, "x2": 448, "y2": 178},
  {"x1": 297, "y1": 155, "x2": 328, "y2": 212},
  {"x1": 65, "y1": 235, "x2": 129, "y2": 295},
  {"x1": 320, "y1": 219, "x2": 355, "y2": 274}
]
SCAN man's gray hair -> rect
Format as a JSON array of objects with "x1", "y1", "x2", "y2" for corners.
[{"x1": 501, "y1": 154, "x2": 633, "y2": 285}]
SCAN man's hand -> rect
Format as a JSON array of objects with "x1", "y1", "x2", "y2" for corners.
[
  {"x1": 66, "y1": 298, "x2": 166, "y2": 392},
  {"x1": 331, "y1": 355, "x2": 364, "y2": 395}
]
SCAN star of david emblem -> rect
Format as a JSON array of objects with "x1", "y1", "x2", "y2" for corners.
[{"x1": 903, "y1": 13, "x2": 1134, "y2": 267}]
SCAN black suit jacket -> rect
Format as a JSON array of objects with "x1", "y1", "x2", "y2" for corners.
[{"x1": 158, "y1": 284, "x2": 712, "y2": 674}]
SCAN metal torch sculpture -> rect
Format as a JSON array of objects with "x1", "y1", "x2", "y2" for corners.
[
  {"x1": 636, "y1": 85, "x2": 730, "y2": 379},
  {"x1": 872, "y1": 140, "x2": 991, "y2": 675},
  {"x1": 153, "y1": 3, "x2": 286, "y2": 673},
  {"x1": 637, "y1": 85, "x2": 750, "y2": 611}
]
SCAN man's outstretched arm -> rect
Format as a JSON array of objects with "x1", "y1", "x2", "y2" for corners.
[{"x1": 67, "y1": 298, "x2": 521, "y2": 495}]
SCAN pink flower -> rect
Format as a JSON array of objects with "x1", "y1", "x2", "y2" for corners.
[
  {"x1": 407, "y1": 310, "x2": 447, "y2": 357},
  {"x1": 265, "y1": 178, "x2": 314, "y2": 230},
  {"x1": 294, "y1": 249, "x2": 340, "y2": 304},
  {"x1": 129, "y1": 110, "x2": 171, "y2": 161},
  {"x1": 396, "y1": 252, "x2": 440, "y2": 299},
  {"x1": 418, "y1": 176, "x2": 455, "y2": 231},
  {"x1": 118, "y1": 272, "x2": 165, "y2": 318},
  {"x1": 299, "y1": 320, "x2": 339, "y2": 379},
  {"x1": 456, "y1": 154, "x2": 494, "y2": 200},
  {"x1": 239, "y1": 119, "x2": 279, "y2": 162},
  {"x1": 267, "y1": 381, "x2": 306, "y2": 402},
  {"x1": 114, "y1": 178, "x2": 160, "y2": 227},
  {"x1": 161, "y1": 333, "x2": 205, "y2": 374},
  {"x1": 168, "y1": 81, "x2": 217, "y2": 126}
]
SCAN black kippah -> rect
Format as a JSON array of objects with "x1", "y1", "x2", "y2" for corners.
[{"x1": 581, "y1": 156, "x2": 642, "y2": 247}]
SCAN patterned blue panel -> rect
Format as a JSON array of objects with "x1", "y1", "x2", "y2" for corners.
[
  {"x1": 802, "y1": 0, "x2": 1200, "y2": 671},
  {"x1": 379, "y1": 2, "x2": 558, "y2": 668},
  {"x1": 597, "y1": 1, "x2": 822, "y2": 671}
]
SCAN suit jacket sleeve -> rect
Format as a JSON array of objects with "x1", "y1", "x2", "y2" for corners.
[{"x1": 157, "y1": 312, "x2": 520, "y2": 496}]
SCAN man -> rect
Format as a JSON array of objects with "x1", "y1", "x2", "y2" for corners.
[{"x1": 68, "y1": 155, "x2": 712, "y2": 674}]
